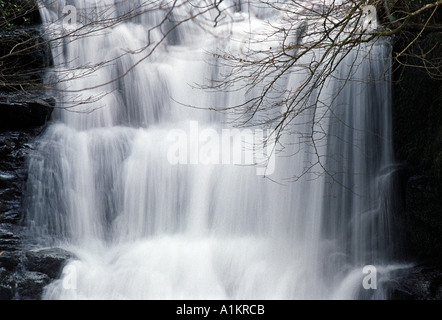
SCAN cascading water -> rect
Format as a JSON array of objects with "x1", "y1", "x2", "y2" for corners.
[{"x1": 23, "y1": 0, "x2": 406, "y2": 299}]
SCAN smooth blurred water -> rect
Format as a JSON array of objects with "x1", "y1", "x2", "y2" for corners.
[{"x1": 24, "y1": 0, "x2": 404, "y2": 299}]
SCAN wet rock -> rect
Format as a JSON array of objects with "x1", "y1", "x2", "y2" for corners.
[
  {"x1": 0, "y1": 94, "x2": 54, "y2": 131},
  {"x1": 0, "y1": 2, "x2": 59, "y2": 300},
  {"x1": 0, "y1": 124, "x2": 56, "y2": 300},
  {"x1": 15, "y1": 270, "x2": 51, "y2": 299},
  {"x1": 385, "y1": 265, "x2": 442, "y2": 300},
  {"x1": 0, "y1": 268, "x2": 15, "y2": 300},
  {"x1": 0, "y1": 247, "x2": 75, "y2": 300},
  {"x1": 0, "y1": 224, "x2": 21, "y2": 243},
  {"x1": 0, "y1": 129, "x2": 40, "y2": 227},
  {"x1": 24, "y1": 248, "x2": 75, "y2": 279},
  {"x1": 0, "y1": 250, "x2": 20, "y2": 271},
  {"x1": 0, "y1": 122, "x2": 55, "y2": 300}
]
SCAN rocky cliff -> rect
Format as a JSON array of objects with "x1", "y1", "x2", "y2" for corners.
[{"x1": 0, "y1": 1, "x2": 74, "y2": 299}]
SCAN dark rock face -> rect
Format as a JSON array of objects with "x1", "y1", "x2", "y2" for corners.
[
  {"x1": 0, "y1": 78, "x2": 60, "y2": 301},
  {"x1": 0, "y1": 95, "x2": 54, "y2": 131},
  {"x1": 403, "y1": 175, "x2": 442, "y2": 265},
  {"x1": 384, "y1": 265, "x2": 442, "y2": 300},
  {"x1": 14, "y1": 271, "x2": 51, "y2": 299},
  {"x1": 0, "y1": 2, "x2": 75, "y2": 300},
  {"x1": 24, "y1": 248, "x2": 74, "y2": 280},
  {"x1": 0, "y1": 115, "x2": 79, "y2": 299},
  {"x1": 0, "y1": 0, "x2": 71, "y2": 300},
  {"x1": 0, "y1": 125, "x2": 74, "y2": 299},
  {"x1": 391, "y1": 31, "x2": 442, "y2": 299},
  {"x1": 0, "y1": 129, "x2": 45, "y2": 224},
  {"x1": 0, "y1": 248, "x2": 75, "y2": 300}
]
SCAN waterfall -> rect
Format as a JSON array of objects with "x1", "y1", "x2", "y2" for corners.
[{"x1": 23, "y1": 0, "x2": 404, "y2": 299}]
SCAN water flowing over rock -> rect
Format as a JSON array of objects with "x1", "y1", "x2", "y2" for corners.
[{"x1": 19, "y1": 0, "x2": 413, "y2": 299}]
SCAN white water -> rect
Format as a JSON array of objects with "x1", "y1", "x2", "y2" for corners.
[{"x1": 24, "y1": 0, "x2": 405, "y2": 299}]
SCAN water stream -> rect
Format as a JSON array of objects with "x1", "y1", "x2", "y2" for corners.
[{"x1": 24, "y1": 0, "x2": 405, "y2": 299}]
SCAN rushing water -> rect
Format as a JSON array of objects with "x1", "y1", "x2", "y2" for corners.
[{"x1": 24, "y1": 0, "x2": 405, "y2": 299}]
